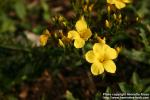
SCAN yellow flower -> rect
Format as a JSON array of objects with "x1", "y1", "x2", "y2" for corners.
[
  {"x1": 39, "y1": 29, "x2": 50, "y2": 46},
  {"x1": 107, "y1": 0, "x2": 131, "y2": 9},
  {"x1": 85, "y1": 38, "x2": 118, "y2": 75},
  {"x1": 67, "y1": 16, "x2": 92, "y2": 48}
]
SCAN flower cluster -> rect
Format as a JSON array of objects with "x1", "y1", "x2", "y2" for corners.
[
  {"x1": 38, "y1": 0, "x2": 131, "y2": 76},
  {"x1": 39, "y1": 16, "x2": 120, "y2": 76},
  {"x1": 40, "y1": 16, "x2": 120, "y2": 76},
  {"x1": 67, "y1": 17, "x2": 92, "y2": 48}
]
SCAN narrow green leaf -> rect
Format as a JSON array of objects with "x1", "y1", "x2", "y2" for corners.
[
  {"x1": 14, "y1": 0, "x2": 26, "y2": 19},
  {"x1": 132, "y1": 72, "x2": 140, "y2": 85}
]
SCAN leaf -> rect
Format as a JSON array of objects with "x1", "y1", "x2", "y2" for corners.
[
  {"x1": 41, "y1": 0, "x2": 49, "y2": 11},
  {"x1": 131, "y1": 72, "x2": 144, "y2": 92},
  {"x1": 118, "y1": 82, "x2": 132, "y2": 92},
  {"x1": 0, "y1": 14, "x2": 16, "y2": 32},
  {"x1": 7, "y1": 95, "x2": 17, "y2": 100},
  {"x1": 122, "y1": 49, "x2": 150, "y2": 64},
  {"x1": 133, "y1": 84, "x2": 144, "y2": 93},
  {"x1": 41, "y1": 0, "x2": 50, "y2": 21},
  {"x1": 139, "y1": 28, "x2": 149, "y2": 48},
  {"x1": 2, "y1": 19, "x2": 16, "y2": 32},
  {"x1": 132, "y1": 72, "x2": 140, "y2": 85},
  {"x1": 137, "y1": 0, "x2": 150, "y2": 18},
  {"x1": 43, "y1": 11, "x2": 50, "y2": 21},
  {"x1": 65, "y1": 90, "x2": 77, "y2": 100},
  {"x1": 141, "y1": 78, "x2": 150, "y2": 86},
  {"x1": 94, "y1": 92, "x2": 101, "y2": 100},
  {"x1": 106, "y1": 87, "x2": 112, "y2": 93},
  {"x1": 14, "y1": 0, "x2": 26, "y2": 20},
  {"x1": 144, "y1": 86, "x2": 150, "y2": 93}
]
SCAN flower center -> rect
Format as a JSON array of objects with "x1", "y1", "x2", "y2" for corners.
[{"x1": 97, "y1": 56, "x2": 105, "y2": 63}]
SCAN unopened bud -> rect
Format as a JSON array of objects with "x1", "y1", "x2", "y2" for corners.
[
  {"x1": 58, "y1": 39, "x2": 65, "y2": 48},
  {"x1": 89, "y1": 4, "x2": 94, "y2": 12},
  {"x1": 107, "y1": 5, "x2": 111, "y2": 13},
  {"x1": 118, "y1": 14, "x2": 122, "y2": 19},
  {"x1": 105, "y1": 20, "x2": 111, "y2": 28},
  {"x1": 113, "y1": 13, "x2": 117, "y2": 20},
  {"x1": 83, "y1": 5, "x2": 88, "y2": 12}
]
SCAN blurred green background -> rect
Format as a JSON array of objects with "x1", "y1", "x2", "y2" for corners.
[{"x1": 0, "y1": 0, "x2": 150, "y2": 99}]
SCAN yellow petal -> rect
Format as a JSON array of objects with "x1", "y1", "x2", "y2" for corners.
[
  {"x1": 67, "y1": 30, "x2": 80, "y2": 39},
  {"x1": 79, "y1": 28, "x2": 92, "y2": 41},
  {"x1": 75, "y1": 17, "x2": 87, "y2": 32},
  {"x1": 104, "y1": 46, "x2": 118, "y2": 60},
  {"x1": 93, "y1": 43, "x2": 107, "y2": 60},
  {"x1": 123, "y1": 0, "x2": 131, "y2": 3},
  {"x1": 115, "y1": 1, "x2": 126, "y2": 9},
  {"x1": 74, "y1": 38, "x2": 85, "y2": 48},
  {"x1": 39, "y1": 34, "x2": 49, "y2": 46},
  {"x1": 107, "y1": 0, "x2": 115, "y2": 4},
  {"x1": 91, "y1": 61, "x2": 104, "y2": 75},
  {"x1": 103, "y1": 60, "x2": 116, "y2": 73},
  {"x1": 85, "y1": 50, "x2": 96, "y2": 63}
]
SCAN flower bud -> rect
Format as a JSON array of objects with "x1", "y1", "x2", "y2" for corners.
[{"x1": 105, "y1": 20, "x2": 111, "y2": 28}]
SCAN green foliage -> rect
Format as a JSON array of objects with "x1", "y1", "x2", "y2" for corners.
[{"x1": 119, "y1": 72, "x2": 150, "y2": 93}]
